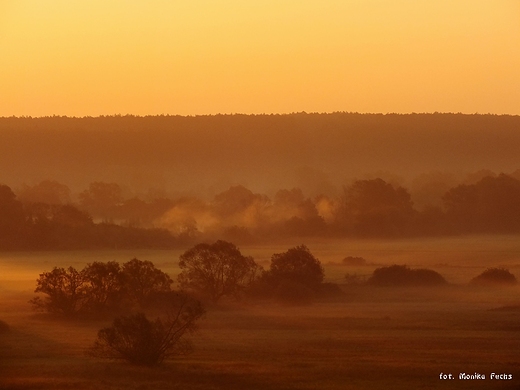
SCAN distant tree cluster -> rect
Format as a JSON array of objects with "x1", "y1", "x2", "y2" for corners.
[
  {"x1": 3, "y1": 170, "x2": 520, "y2": 249},
  {"x1": 366, "y1": 265, "x2": 447, "y2": 287},
  {"x1": 0, "y1": 184, "x2": 177, "y2": 250},
  {"x1": 176, "y1": 241, "x2": 339, "y2": 305},
  {"x1": 32, "y1": 258, "x2": 205, "y2": 366},
  {"x1": 347, "y1": 265, "x2": 518, "y2": 288},
  {"x1": 85, "y1": 172, "x2": 520, "y2": 240},
  {"x1": 442, "y1": 174, "x2": 520, "y2": 234},
  {"x1": 3, "y1": 113, "x2": 520, "y2": 242},
  {"x1": 31, "y1": 258, "x2": 174, "y2": 316}
]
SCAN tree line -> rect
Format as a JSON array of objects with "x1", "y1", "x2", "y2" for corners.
[
  {"x1": 0, "y1": 184, "x2": 176, "y2": 250},
  {"x1": 2, "y1": 172, "x2": 520, "y2": 249},
  {"x1": 30, "y1": 242, "x2": 331, "y2": 365},
  {"x1": 2, "y1": 113, "x2": 520, "y2": 211},
  {"x1": 31, "y1": 242, "x2": 331, "y2": 316}
]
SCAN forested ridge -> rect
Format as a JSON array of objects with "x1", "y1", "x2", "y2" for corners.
[
  {"x1": 2, "y1": 113, "x2": 520, "y2": 249},
  {"x1": 1, "y1": 113, "x2": 519, "y2": 195}
]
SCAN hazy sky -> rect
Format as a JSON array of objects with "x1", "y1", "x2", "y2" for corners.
[{"x1": 1, "y1": 1, "x2": 519, "y2": 117}]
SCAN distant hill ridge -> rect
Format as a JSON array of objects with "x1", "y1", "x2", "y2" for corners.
[{"x1": 1, "y1": 113, "x2": 519, "y2": 194}]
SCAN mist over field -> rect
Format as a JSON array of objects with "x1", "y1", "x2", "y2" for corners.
[
  {"x1": 2, "y1": 0, "x2": 520, "y2": 386},
  {"x1": 2, "y1": 113, "x2": 520, "y2": 389}
]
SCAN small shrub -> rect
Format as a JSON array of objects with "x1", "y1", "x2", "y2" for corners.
[
  {"x1": 470, "y1": 268, "x2": 517, "y2": 286},
  {"x1": 368, "y1": 265, "x2": 447, "y2": 287},
  {"x1": 89, "y1": 292, "x2": 204, "y2": 366}
]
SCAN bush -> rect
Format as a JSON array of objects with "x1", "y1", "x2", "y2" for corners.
[
  {"x1": 247, "y1": 245, "x2": 329, "y2": 305},
  {"x1": 268, "y1": 245, "x2": 324, "y2": 289},
  {"x1": 367, "y1": 265, "x2": 447, "y2": 287},
  {"x1": 470, "y1": 268, "x2": 517, "y2": 286},
  {"x1": 89, "y1": 292, "x2": 204, "y2": 366}
]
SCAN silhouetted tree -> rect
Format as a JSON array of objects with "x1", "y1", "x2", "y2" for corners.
[
  {"x1": 367, "y1": 265, "x2": 446, "y2": 287},
  {"x1": 470, "y1": 268, "x2": 517, "y2": 286},
  {"x1": 0, "y1": 185, "x2": 25, "y2": 247},
  {"x1": 443, "y1": 174, "x2": 520, "y2": 233},
  {"x1": 178, "y1": 240, "x2": 262, "y2": 302},
  {"x1": 82, "y1": 261, "x2": 124, "y2": 314},
  {"x1": 31, "y1": 259, "x2": 175, "y2": 316},
  {"x1": 337, "y1": 178, "x2": 415, "y2": 236},
  {"x1": 213, "y1": 185, "x2": 268, "y2": 218},
  {"x1": 51, "y1": 204, "x2": 93, "y2": 228},
  {"x1": 268, "y1": 245, "x2": 324, "y2": 289},
  {"x1": 79, "y1": 182, "x2": 123, "y2": 220},
  {"x1": 342, "y1": 256, "x2": 367, "y2": 266},
  {"x1": 249, "y1": 246, "x2": 326, "y2": 303},
  {"x1": 89, "y1": 292, "x2": 204, "y2": 366},
  {"x1": 22, "y1": 203, "x2": 94, "y2": 249},
  {"x1": 121, "y1": 258, "x2": 173, "y2": 308},
  {"x1": 30, "y1": 266, "x2": 86, "y2": 315},
  {"x1": 17, "y1": 180, "x2": 71, "y2": 205}
]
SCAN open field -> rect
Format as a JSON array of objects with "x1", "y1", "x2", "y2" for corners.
[{"x1": 1, "y1": 235, "x2": 520, "y2": 389}]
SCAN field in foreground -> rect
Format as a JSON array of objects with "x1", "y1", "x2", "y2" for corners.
[{"x1": 1, "y1": 236, "x2": 520, "y2": 389}]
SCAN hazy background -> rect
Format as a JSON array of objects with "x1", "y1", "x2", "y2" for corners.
[{"x1": 1, "y1": 114, "x2": 519, "y2": 198}]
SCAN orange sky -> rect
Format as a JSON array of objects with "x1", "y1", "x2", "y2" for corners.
[{"x1": 1, "y1": 0, "x2": 519, "y2": 117}]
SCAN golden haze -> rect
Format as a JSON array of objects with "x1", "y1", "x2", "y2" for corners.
[{"x1": 0, "y1": 0, "x2": 519, "y2": 116}]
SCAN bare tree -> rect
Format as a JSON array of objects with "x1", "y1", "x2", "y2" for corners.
[
  {"x1": 89, "y1": 292, "x2": 204, "y2": 366},
  {"x1": 30, "y1": 266, "x2": 86, "y2": 316},
  {"x1": 178, "y1": 240, "x2": 262, "y2": 302}
]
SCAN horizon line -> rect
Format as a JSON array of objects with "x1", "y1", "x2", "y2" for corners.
[{"x1": 1, "y1": 111, "x2": 519, "y2": 120}]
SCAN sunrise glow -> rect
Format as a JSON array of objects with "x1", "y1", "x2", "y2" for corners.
[{"x1": 1, "y1": 0, "x2": 519, "y2": 116}]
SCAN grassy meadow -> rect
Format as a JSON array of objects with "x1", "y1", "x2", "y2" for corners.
[{"x1": 1, "y1": 235, "x2": 520, "y2": 389}]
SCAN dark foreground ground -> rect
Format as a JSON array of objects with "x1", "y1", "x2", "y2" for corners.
[{"x1": 1, "y1": 284, "x2": 520, "y2": 390}]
